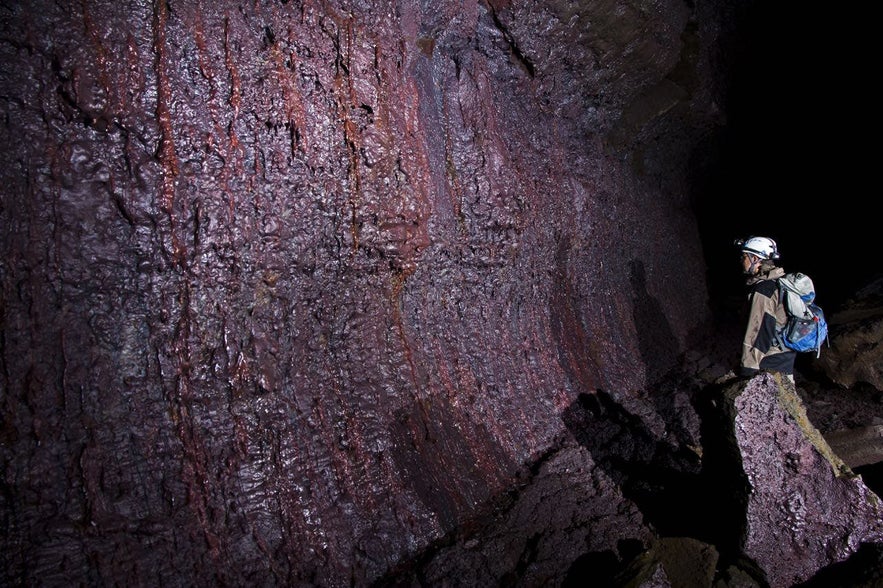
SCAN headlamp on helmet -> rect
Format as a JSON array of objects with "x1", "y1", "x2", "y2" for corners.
[{"x1": 734, "y1": 236, "x2": 780, "y2": 260}]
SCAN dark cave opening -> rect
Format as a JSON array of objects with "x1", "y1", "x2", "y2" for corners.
[
  {"x1": 683, "y1": 7, "x2": 883, "y2": 581},
  {"x1": 692, "y1": 3, "x2": 879, "y2": 319},
  {"x1": 855, "y1": 463, "x2": 883, "y2": 499},
  {"x1": 690, "y1": 0, "x2": 883, "y2": 497}
]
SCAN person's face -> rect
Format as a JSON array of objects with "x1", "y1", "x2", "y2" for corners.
[{"x1": 741, "y1": 252, "x2": 759, "y2": 275}]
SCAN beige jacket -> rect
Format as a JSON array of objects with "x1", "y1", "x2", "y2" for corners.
[{"x1": 740, "y1": 265, "x2": 796, "y2": 376}]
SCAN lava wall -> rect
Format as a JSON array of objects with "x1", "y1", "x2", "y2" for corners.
[{"x1": 2, "y1": 0, "x2": 721, "y2": 584}]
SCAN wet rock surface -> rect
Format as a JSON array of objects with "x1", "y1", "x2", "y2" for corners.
[
  {"x1": 2, "y1": 1, "x2": 881, "y2": 587},
  {"x1": 376, "y1": 439, "x2": 653, "y2": 587},
  {"x1": 715, "y1": 374, "x2": 883, "y2": 588},
  {"x1": 0, "y1": 1, "x2": 716, "y2": 585}
]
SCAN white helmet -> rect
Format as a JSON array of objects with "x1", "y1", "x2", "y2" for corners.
[{"x1": 736, "y1": 236, "x2": 779, "y2": 260}]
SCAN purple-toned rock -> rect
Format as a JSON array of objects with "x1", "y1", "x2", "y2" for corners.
[
  {"x1": 726, "y1": 373, "x2": 883, "y2": 587},
  {"x1": 0, "y1": 1, "x2": 718, "y2": 585},
  {"x1": 378, "y1": 440, "x2": 653, "y2": 586},
  {"x1": 19, "y1": 0, "x2": 882, "y2": 586}
]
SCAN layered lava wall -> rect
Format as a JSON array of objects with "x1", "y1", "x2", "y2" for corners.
[{"x1": 2, "y1": 1, "x2": 725, "y2": 584}]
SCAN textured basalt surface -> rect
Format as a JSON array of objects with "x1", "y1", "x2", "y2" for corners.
[
  {"x1": 713, "y1": 374, "x2": 883, "y2": 588},
  {"x1": 3, "y1": 1, "x2": 880, "y2": 587},
  {"x1": 0, "y1": 1, "x2": 718, "y2": 584}
]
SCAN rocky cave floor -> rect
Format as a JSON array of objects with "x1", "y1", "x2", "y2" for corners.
[
  {"x1": 687, "y1": 276, "x2": 883, "y2": 488},
  {"x1": 794, "y1": 373, "x2": 883, "y2": 493},
  {"x1": 681, "y1": 298, "x2": 883, "y2": 500},
  {"x1": 739, "y1": 372, "x2": 883, "y2": 588},
  {"x1": 797, "y1": 375, "x2": 883, "y2": 432},
  {"x1": 729, "y1": 277, "x2": 883, "y2": 498},
  {"x1": 654, "y1": 279, "x2": 883, "y2": 588}
]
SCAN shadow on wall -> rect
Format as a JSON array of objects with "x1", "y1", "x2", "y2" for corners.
[
  {"x1": 550, "y1": 237, "x2": 601, "y2": 394},
  {"x1": 559, "y1": 387, "x2": 763, "y2": 576},
  {"x1": 561, "y1": 391, "x2": 710, "y2": 541},
  {"x1": 629, "y1": 259, "x2": 699, "y2": 442},
  {"x1": 629, "y1": 259, "x2": 680, "y2": 386}
]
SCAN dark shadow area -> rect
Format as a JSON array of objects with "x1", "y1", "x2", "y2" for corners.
[
  {"x1": 630, "y1": 259, "x2": 680, "y2": 386},
  {"x1": 794, "y1": 543, "x2": 883, "y2": 588},
  {"x1": 562, "y1": 540, "x2": 645, "y2": 588},
  {"x1": 854, "y1": 463, "x2": 883, "y2": 499},
  {"x1": 690, "y1": 2, "x2": 878, "y2": 319},
  {"x1": 561, "y1": 391, "x2": 711, "y2": 542},
  {"x1": 561, "y1": 381, "x2": 883, "y2": 588},
  {"x1": 630, "y1": 258, "x2": 704, "y2": 451},
  {"x1": 690, "y1": 382, "x2": 753, "y2": 568},
  {"x1": 561, "y1": 384, "x2": 787, "y2": 586}
]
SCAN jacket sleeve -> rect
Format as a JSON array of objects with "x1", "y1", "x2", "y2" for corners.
[{"x1": 740, "y1": 280, "x2": 780, "y2": 375}]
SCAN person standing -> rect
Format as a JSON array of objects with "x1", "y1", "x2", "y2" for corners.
[{"x1": 735, "y1": 236, "x2": 796, "y2": 378}]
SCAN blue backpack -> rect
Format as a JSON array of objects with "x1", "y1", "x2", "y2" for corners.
[{"x1": 777, "y1": 272, "x2": 829, "y2": 357}]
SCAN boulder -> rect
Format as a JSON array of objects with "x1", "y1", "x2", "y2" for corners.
[
  {"x1": 711, "y1": 373, "x2": 883, "y2": 588},
  {"x1": 825, "y1": 426, "x2": 883, "y2": 470},
  {"x1": 816, "y1": 277, "x2": 883, "y2": 392}
]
